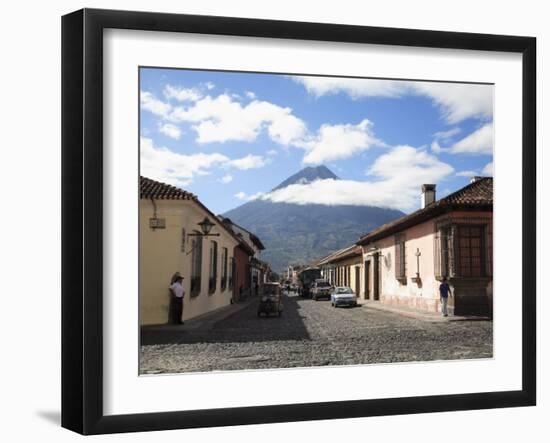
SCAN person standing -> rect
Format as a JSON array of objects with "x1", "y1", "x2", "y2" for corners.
[
  {"x1": 439, "y1": 277, "x2": 451, "y2": 317},
  {"x1": 169, "y1": 273, "x2": 185, "y2": 324}
]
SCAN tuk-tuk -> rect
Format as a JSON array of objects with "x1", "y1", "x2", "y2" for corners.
[{"x1": 257, "y1": 282, "x2": 283, "y2": 317}]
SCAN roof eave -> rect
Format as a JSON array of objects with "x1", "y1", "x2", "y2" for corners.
[{"x1": 356, "y1": 203, "x2": 492, "y2": 245}]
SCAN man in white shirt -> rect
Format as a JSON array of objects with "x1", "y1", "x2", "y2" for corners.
[{"x1": 169, "y1": 274, "x2": 185, "y2": 324}]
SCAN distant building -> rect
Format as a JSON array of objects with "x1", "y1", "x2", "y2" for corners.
[
  {"x1": 218, "y1": 217, "x2": 267, "y2": 300},
  {"x1": 357, "y1": 178, "x2": 493, "y2": 316},
  {"x1": 140, "y1": 177, "x2": 242, "y2": 325},
  {"x1": 317, "y1": 245, "x2": 363, "y2": 295}
]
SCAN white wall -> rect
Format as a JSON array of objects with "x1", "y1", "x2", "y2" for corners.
[{"x1": 0, "y1": 1, "x2": 546, "y2": 442}]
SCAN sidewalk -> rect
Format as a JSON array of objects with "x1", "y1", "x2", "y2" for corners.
[
  {"x1": 358, "y1": 300, "x2": 491, "y2": 323},
  {"x1": 142, "y1": 297, "x2": 257, "y2": 335}
]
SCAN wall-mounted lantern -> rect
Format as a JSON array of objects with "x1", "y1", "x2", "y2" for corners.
[{"x1": 186, "y1": 217, "x2": 220, "y2": 255}]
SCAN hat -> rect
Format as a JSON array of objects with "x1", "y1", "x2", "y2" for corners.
[{"x1": 171, "y1": 272, "x2": 184, "y2": 283}]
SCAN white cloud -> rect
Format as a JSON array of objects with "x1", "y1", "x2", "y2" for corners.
[
  {"x1": 483, "y1": 161, "x2": 494, "y2": 175},
  {"x1": 449, "y1": 123, "x2": 493, "y2": 155},
  {"x1": 267, "y1": 149, "x2": 278, "y2": 156},
  {"x1": 163, "y1": 84, "x2": 202, "y2": 102},
  {"x1": 158, "y1": 123, "x2": 182, "y2": 140},
  {"x1": 235, "y1": 191, "x2": 264, "y2": 201},
  {"x1": 140, "y1": 137, "x2": 229, "y2": 187},
  {"x1": 143, "y1": 92, "x2": 307, "y2": 145},
  {"x1": 245, "y1": 91, "x2": 257, "y2": 100},
  {"x1": 204, "y1": 82, "x2": 215, "y2": 90},
  {"x1": 293, "y1": 76, "x2": 493, "y2": 124},
  {"x1": 292, "y1": 76, "x2": 406, "y2": 99},
  {"x1": 140, "y1": 138, "x2": 270, "y2": 188},
  {"x1": 456, "y1": 170, "x2": 478, "y2": 177},
  {"x1": 433, "y1": 127, "x2": 461, "y2": 141},
  {"x1": 229, "y1": 154, "x2": 269, "y2": 170},
  {"x1": 296, "y1": 119, "x2": 384, "y2": 165},
  {"x1": 430, "y1": 140, "x2": 443, "y2": 154},
  {"x1": 413, "y1": 82, "x2": 493, "y2": 124},
  {"x1": 262, "y1": 145, "x2": 453, "y2": 211},
  {"x1": 141, "y1": 91, "x2": 172, "y2": 119}
]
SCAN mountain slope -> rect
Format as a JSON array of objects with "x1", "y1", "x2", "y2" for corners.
[
  {"x1": 272, "y1": 165, "x2": 339, "y2": 191},
  {"x1": 223, "y1": 166, "x2": 404, "y2": 272}
]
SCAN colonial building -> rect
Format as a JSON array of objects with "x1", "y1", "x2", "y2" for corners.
[
  {"x1": 318, "y1": 245, "x2": 363, "y2": 295},
  {"x1": 356, "y1": 178, "x2": 493, "y2": 316},
  {"x1": 219, "y1": 217, "x2": 267, "y2": 300},
  {"x1": 140, "y1": 176, "x2": 242, "y2": 325}
]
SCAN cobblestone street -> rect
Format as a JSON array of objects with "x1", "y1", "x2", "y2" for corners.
[{"x1": 140, "y1": 292, "x2": 493, "y2": 374}]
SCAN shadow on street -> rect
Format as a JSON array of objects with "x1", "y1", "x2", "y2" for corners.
[{"x1": 141, "y1": 292, "x2": 311, "y2": 345}]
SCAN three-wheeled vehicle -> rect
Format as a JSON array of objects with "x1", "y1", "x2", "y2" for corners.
[{"x1": 257, "y1": 282, "x2": 283, "y2": 317}]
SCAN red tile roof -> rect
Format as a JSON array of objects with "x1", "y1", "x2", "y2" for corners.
[
  {"x1": 357, "y1": 177, "x2": 493, "y2": 245},
  {"x1": 140, "y1": 176, "x2": 196, "y2": 200}
]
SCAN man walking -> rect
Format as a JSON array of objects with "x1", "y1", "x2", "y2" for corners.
[
  {"x1": 169, "y1": 273, "x2": 185, "y2": 324},
  {"x1": 439, "y1": 277, "x2": 451, "y2": 317}
]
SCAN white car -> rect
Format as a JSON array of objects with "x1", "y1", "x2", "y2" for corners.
[{"x1": 331, "y1": 286, "x2": 358, "y2": 308}]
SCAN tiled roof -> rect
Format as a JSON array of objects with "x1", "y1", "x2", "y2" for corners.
[
  {"x1": 439, "y1": 176, "x2": 493, "y2": 206},
  {"x1": 316, "y1": 244, "x2": 362, "y2": 266},
  {"x1": 357, "y1": 177, "x2": 493, "y2": 245},
  {"x1": 140, "y1": 176, "x2": 196, "y2": 200},
  {"x1": 140, "y1": 176, "x2": 246, "y2": 247},
  {"x1": 329, "y1": 245, "x2": 362, "y2": 263}
]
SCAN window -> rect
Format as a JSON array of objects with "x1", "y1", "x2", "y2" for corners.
[
  {"x1": 435, "y1": 223, "x2": 489, "y2": 278},
  {"x1": 209, "y1": 240, "x2": 218, "y2": 294},
  {"x1": 181, "y1": 228, "x2": 186, "y2": 252},
  {"x1": 435, "y1": 226, "x2": 454, "y2": 279},
  {"x1": 221, "y1": 247, "x2": 228, "y2": 290},
  {"x1": 228, "y1": 256, "x2": 234, "y2": 289},
  {"x1": 457, "y1": 226, "x2": 484, "y2": 277},
  {"x1": 190, "y1": 233, "x2": 202, "y2": 296},
  {"x1": 394, "y1": 233, "x2": 406, "y2": 282}
]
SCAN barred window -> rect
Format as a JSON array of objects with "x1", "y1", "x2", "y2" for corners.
[
  {"x1": 228, "y1": 256, "x2": 234, "y2": 289},
  {"x1": 457, "y1": 226, "x2": 484, "y2": 277},
  {"x1": 435, "y1": 223, "x2": 489, "y2": 279},
  {"x1": 190, "y1": 233, "x2": 202, "y2": 296},
  {"x1": 209, "y1": 240, "x2": 218, "y2": 294},
  {"x1": 221, "y1": 247, "x2": 228, "y2": 290},
  {"x1": 181, "y1": 228, "x2": 186, "y2": 253},
  {"x1": 394, "y1": 233, "x2": 406, "y2": 282},
  {"x1": 434, "y1": 226, "x2": 452, "y2": 279}
]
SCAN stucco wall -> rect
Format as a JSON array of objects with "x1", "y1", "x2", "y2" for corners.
[
  {"x1": 373, "y1": 220, "x2": 440, "y2": 311},
  {"x1": 361, "y1": 211, "x2": 493, "y2": 313},
  {"x1": 140, "y1": 199, "x2": 238, "y2": 325}
]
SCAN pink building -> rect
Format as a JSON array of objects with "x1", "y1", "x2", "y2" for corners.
[{"x1": 357, "y1": 178, "x2": 493, "y2": 316}]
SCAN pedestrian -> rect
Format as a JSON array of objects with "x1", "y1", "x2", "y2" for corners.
[
  {"x1": 169, "y1": 273, "x2": 185, "y2": 324},
  {"x1": 439, "y1": 277, "x2": 451, "y2": 317}
]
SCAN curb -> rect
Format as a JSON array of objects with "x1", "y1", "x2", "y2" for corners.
[{"x1": 360, "y1": 301, "x2": 491, "y2": 323}]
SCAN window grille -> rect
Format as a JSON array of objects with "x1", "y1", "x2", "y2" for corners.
[
  {"x1": 190, "y1": 233, "x2": 202, "y2": 296},
  {"x1": 394, "y1": 233, "x2": 406, "y2": 282}
]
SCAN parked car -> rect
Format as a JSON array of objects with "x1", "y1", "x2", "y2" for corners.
[
  {"x1": 311, "y1": 279, "x2": 332, "y2": 301},
  {"x1": 257, "y1": 282, "x2": 283, "y2": 317},
  {"x1": 331, "y1": 286, "x2": 358, "y2": 308}
]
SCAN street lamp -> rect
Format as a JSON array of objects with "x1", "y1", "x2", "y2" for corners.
[
  {"x1": 185, "y1": 217, "x2": 220, "y2": 255},
  {"x1": 198, "y1": 217, "x2": 215, "y2": 236}
]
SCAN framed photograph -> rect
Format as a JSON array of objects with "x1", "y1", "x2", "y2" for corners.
[{"x1": 62, "y1": 8, "x2": 536, "y2": 435}]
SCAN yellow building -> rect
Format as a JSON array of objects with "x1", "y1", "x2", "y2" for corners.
[
  {"x1": 140, "y1": 176, "x2": 240, "y2": 325},
  {"x1": 318, "y1": 245, "x2": 363, "y2": 296}
]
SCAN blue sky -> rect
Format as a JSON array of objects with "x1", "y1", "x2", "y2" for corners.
[{"x1": 140, "y1": 68, "x2": 493, "y2": 214}]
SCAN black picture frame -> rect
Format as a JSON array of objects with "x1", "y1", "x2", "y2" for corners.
[{"x1": 62, "y1": 8, "x2": 536, "y2": 435}]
